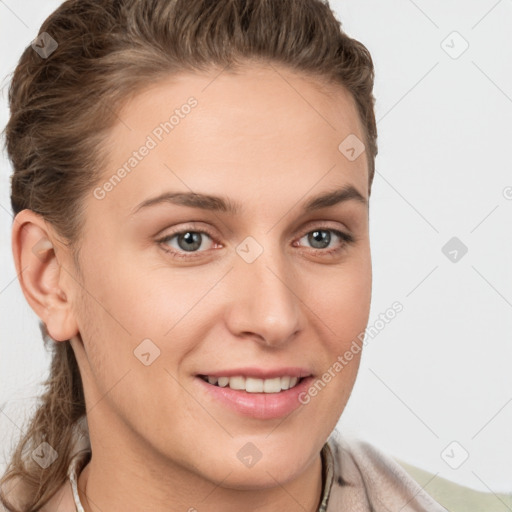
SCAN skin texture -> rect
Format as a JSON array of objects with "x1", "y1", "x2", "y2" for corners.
[{"x1": 12, "y1": 63, "x2": 372, "y2": 512}]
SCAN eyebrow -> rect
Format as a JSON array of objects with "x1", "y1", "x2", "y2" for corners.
[{"x1": 130, "y1": 184, "x2": 367, "y2": 216}]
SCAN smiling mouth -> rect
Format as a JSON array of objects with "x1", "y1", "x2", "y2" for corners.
[{"x1": 198, "y1": 374, "x2": 306, "y2": 393}]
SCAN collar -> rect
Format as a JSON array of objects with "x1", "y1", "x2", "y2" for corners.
[{"x1": 318, "y1": 439, "x2": 335, "y2": 511}]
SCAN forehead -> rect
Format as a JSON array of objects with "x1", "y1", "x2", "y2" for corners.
[
  {"x1": 113, "y1": 63, "x2": 365, "y2": 138},
  {"x1": 93, "y1": 64, "x2": 369, "y2": 217}
]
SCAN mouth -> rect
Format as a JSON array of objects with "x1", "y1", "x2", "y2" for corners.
[
  {"x1": 197, "y1": 374, "x2": 307, "y2": 393},
  {"x1": 195, "y1": 372, "x2": 314, "y2": 419}
]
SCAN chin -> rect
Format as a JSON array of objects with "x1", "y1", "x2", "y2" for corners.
[
  {"x1": 196, "y1": 443, "x2": 316, "y2": 489},
  {"x1": 207, "y1": 462, "x2": 303, "y2": 491}
]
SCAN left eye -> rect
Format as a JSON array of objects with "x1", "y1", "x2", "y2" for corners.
[{"x1": 297, "y1": 228, "x2": 353, "y2": 251}]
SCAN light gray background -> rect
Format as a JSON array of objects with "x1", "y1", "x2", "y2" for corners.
[{"x1": 1, "y1": 0, "x2": 511, "y2": 494}]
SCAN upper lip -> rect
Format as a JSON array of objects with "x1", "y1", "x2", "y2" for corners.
[{"x1": 197, "y1": 367, "x2": 313, "y2": 379}]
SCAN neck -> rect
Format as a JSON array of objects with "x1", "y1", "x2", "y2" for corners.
[{"x1": 77, "y1": 447, "x2": 324, "y2": 512}]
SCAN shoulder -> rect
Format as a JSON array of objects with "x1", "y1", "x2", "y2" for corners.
[
  {"x1": 324, "y1": 435, "x2": 448, "y2": 511},
  {"x1": 0, "y1": 476, "x2": 75, "y2": 512},
  {"x1": 39, "y1": 447, "x2": 90, "y2": 512},
  {"x1": 394, "y1": 458, "x2": 512, "y2": 512},
  {"x1": 325, "y1": 435, "x2": 512, "y2": 512},
  {"x1": 38, "y1": 480, "x2": 77, "y2": 512},
  {"x1": 2, "y1": 417, "x2": 90, "y2": 512}
]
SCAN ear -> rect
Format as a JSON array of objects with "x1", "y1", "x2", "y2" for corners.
[{"x1": 11, "y1": 209, "x2": 80, "y2": 342}]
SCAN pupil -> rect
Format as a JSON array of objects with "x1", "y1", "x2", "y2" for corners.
[
  {"x1": 178, "y1": 232, "x2": 202, "y2": 251},
  {"x1": 309, "y1": 230, "x2": 330, "y2": 249}
]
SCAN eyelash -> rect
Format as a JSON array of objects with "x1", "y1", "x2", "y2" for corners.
[{"x1": 156, "y1": 224, "x2": 355, "y2": 260}]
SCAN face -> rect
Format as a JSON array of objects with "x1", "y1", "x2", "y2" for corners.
[{"x1": 66, "y1": 64, "x2": 372, "y2": 488}]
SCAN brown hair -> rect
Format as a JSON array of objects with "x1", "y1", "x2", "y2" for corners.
[{"x1": 1, "y1": 0, "x2": 377, "y2": 509}]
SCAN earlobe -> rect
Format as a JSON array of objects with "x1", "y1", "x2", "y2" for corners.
[{"x1": 11, "y1": 209, "x2": 79, "y2": 342}]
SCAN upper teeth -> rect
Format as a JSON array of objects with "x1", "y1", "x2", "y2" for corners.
[{"x1": 203, "y1": 375, "x2": 300, "y2": 393}]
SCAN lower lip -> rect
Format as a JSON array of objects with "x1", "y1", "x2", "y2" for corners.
[{"x1": 195, "y1": 376, "x2": 314, "y2": 420}]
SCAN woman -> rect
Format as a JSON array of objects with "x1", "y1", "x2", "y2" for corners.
[{"x1": 1, "y1": 0, "x2": 448, "y2": 510}]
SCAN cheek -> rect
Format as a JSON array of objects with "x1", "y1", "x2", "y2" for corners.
[
  {"x1": 304, "y1": 251, "x2": 371, "y2": 408},
  {"x1": 314, "y1": 251, "x2": 372, "y2": 342},
  {"x1": 307, "y1": 266, "x2": 370, "y2": 415},
  {"x1": 75, "y1": 248, "x2": 221, "y2": 375},
  {"x1": 76, "y1": 246, "x2": 172, "y2": 337}
]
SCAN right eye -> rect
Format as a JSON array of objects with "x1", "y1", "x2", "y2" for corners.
[{"x1": 157, "y1": 227, "x2": 220, "y2": 259}]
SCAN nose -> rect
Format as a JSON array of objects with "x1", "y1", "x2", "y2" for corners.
[{"x1": 224, "y1": 242, "x2": 303, "y2": 348}]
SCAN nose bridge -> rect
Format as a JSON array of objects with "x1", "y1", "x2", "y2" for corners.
[{"x1": 226, "y1": 236, "x2": 302, "y2": 346}]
